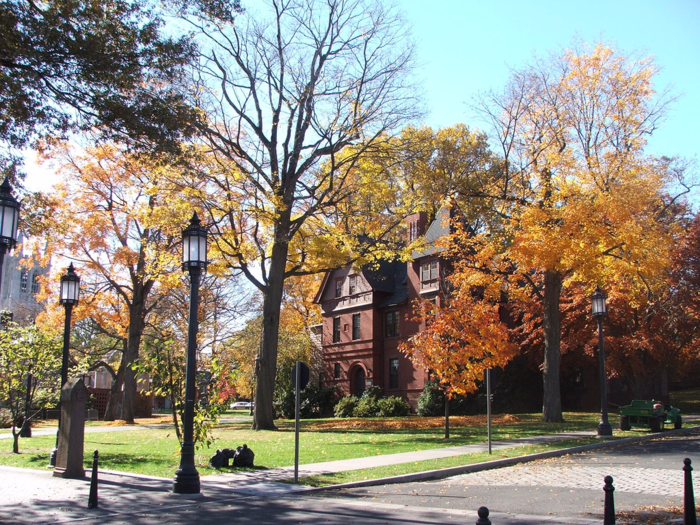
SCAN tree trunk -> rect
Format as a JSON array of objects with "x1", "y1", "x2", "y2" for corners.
[
  {"x1": 12, "y1": 428, "x2": 19, "y2": 454},
  {"x1": 252, "y1": 224, "x2": 291, "y2": 430},
  {"x1": 122, "y1": 294, "x2": 148, "y2": 423},
  {"x1": 542, "y1": 270, "x2": 564, "y2": 422},
  {"x1": 104, "y1": 356, "x2": 126, "y2": 421}
]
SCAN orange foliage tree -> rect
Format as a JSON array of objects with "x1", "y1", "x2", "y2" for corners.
[
  {"x1": 457, "y1": 42, "x2": 688, "y2": 422},
  {"x1": 34, "y1": 144, "x2": 196, "y2": 422},
  {"x1": 400, "y1": 266, "x2": 516, "y2": 437}
]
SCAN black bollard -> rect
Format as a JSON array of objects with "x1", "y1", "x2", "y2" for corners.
[
  {"x1": 684, "y1": 458, "x2": 697, "y2": 525},
  {"x1": 603, "y1": 475, "x2": 615, "y2": 525},
  {"x1": 475, "y1": 506, "x2": 491, "y2": 525},
  {"x1": 88, "y1": 450, "x2": 98, "y2": 509}
]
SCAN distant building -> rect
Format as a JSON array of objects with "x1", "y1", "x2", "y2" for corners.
[
  {"x1": 314, "y1": 206, "x2": 457, "y2": 409},
  {"x1": 0, "y1": 235, "x2": 49, "y2": 325}
]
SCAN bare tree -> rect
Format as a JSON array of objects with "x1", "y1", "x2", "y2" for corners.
[{"x1": 181, "y1": 0, "x2": 420, "y2": 429}]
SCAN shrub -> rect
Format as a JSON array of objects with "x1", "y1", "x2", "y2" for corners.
[
  {"x1": 353, "y1": 395, "x2": 380, "y2": 417},
  {"x1": 279, "y1": 383, "x2": 340, "y2": 419},
  {"x1": 362, "y1": 385, "x2": 383, "y2": 400},
  {"x1": 417, "y1": 380, "x2": 445, "y2": 416},
  {"x1": 334, "y1": 395, "x2": 359, "y2": 418},
  {"x1": 377, "y1": 396, "x2": 410, "y2": 417}
]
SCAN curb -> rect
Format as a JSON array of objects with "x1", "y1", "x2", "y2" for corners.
[{"x1": 307, "y1": 424, "x2": 700, "y2": 492}]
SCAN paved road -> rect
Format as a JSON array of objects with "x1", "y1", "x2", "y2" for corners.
[
  {"x1": 2, "y1": 429, "x2": 699, "y2": 525},
  {"x1": 324, "y1": 429, "x2": 700, "y2": 524}
]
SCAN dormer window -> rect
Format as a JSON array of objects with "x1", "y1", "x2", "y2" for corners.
[{"x1": 349, "y1": 275, "x2": 357, "y2": 295}]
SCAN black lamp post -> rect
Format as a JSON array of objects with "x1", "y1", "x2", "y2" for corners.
[
  {"x1": 173, "y1": 212, "x2": 207, "y2": 494},
  {"x1": 0, "y1": 178, "x2": 20, "y2": 296},
  {"x1": 591, "y1": 286, "x2": 612, "y2": 437},
  {"x1": 49, "y1": 263, "x2": 80, "y2": 466}
]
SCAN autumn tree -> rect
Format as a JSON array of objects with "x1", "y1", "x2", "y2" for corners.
[
  {"x1": 222, "y1": 274, "x2": 324, "y2": 407},
  {"x1": 458, "y1": 42, "x2": 685, "y2": 422},
  {"x1": 137, "y1": 271, "x2": 247, "y2": 439},
  {"x1": 35, "y1": 144, "x2": 195, "y2": 422},
  {"x1": 400, "y1": 273, "x2": 515, "y2": 437},
  {"x1": 0, "y1": 323, "x2": 61, "y2": 453},
  {"x1": 181, "y1": 0, "x2": 420, "y2": 429}
]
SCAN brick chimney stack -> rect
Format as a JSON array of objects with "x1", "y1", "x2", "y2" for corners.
[{"x1": 406, "y1": 212, "x2": 428, "y2": 243}]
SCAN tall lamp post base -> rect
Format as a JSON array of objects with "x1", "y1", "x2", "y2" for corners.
[
  {"x1": 172, "y1": 444, "x2": 200, "y2": 493},
  {"x1": 597, "y1": 421, "x2": 613, "y2": 437}
]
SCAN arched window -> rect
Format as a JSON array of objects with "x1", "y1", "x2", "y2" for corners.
[{"x1": 355, "y1": 368, "x2": 366, "y2": 398}]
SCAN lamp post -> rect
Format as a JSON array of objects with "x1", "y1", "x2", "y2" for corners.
[
  {"x1": 0, "y1": 177, "x2": 20, "y2": 296},
  {"x1": 49, "y1": 263, "x2": 80, "y2": 466},
  {"x1": 251, "y1": 354, "x2": 260, "y2": 416},
  {"x1": 173, "y1": 212, "x2": 207, "y2": 494},
  {"x1": 591, "y1": 286, "x2": 612, "y2": 437}
]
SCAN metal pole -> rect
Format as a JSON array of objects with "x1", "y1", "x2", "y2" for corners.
[
  {"x1": 50, "y1": 303, "x2": 73, "y2": 467},
  {"x1": 444, "y1": 392, "x2": 450, "y2": 439},
  {"x1": 597, "y1": 317, "x2": 612, "y2": 436},
  {"x1": 173, "y1": 266, "x2": 201, "y2": 494},
  {"x1": 294, "y1": 362, "x2": 301, "y2": 484},
  {"x1": 486, "y1": 368, "x2": 492, "y2": 455},
  {"x1": 20, "y1": 371, "x2": 32, "y2": 438},
  {"x1": 0, "y1": 246, "x2": 6, "y2": 296}
]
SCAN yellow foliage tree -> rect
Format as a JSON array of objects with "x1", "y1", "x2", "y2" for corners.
[
  {"x1": 35, "y1": 144, "x2": 197, "y2": 422},
  {"x1": 460, "y1": 42, "x2": 685, "y2": 422}
]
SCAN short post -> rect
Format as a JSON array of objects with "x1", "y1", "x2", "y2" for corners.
[
  {"x1": 475, "y1": 506, "x2": 491, "y2": 525},
  {"x1": 88, "y1": 450, "x2": 99, "y2": 509},
  {"x1": 604, "y1": 475, "x2": 615, "y2": 525},
  {"x1": 684, "y1": 458, "x2": 697, "y2": 525}
]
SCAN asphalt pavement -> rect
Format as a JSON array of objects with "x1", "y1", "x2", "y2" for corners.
[
  {"x1": 2, "y1": 427, "x2": 700, "y2": 524},
  {"x1": 325, "y1": 428, "x2": 700, "y2": 524}
]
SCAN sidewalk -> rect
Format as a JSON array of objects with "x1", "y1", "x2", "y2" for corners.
[{"x1": 200, "y1": 430, "x2": 598, "y2": 486}]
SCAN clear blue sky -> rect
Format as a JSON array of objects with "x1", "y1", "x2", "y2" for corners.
[
  {"x1": 400, "y1": 0, "x2": 699, "y2": 162},
  {"x1": 26, "y1": 0, "x2": 699, "y2": 192}
]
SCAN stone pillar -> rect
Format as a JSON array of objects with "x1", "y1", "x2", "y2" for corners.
[{"x1": 53, "y1": 378, "x2": 87, "y2": 478}]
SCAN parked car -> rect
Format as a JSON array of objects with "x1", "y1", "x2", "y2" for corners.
[{"x1": 230, "y1": 401, "x2": 254, "y2": 410}]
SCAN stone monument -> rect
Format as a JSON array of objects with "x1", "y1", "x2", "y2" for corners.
[{"x1": 53, "y1": 378, "x2": 87, "y2": 478}]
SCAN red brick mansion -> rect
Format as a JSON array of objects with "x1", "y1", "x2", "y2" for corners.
[{"x1": 313, "y1": 207, "x2": 455, "y2": 408}]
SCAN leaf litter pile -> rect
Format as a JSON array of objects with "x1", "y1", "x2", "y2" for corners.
[{"x1": 303, "y1": 414, "x2": 521, "y2": 432}]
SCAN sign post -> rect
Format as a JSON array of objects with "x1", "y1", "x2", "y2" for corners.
[
  {"x1": 292, "y1": 361, "x2": 309, "y2": 483},
  {"x1": 486, "y1": 368, "x2": 492, "y2": 455}
]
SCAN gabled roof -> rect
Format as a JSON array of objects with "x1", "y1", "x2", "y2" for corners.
[{"x1": 376, "y1": 262, "x2": 408, "y2": 308}]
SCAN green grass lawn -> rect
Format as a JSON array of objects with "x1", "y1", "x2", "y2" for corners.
[{"x1": 0, "y1": 412, "x2": 660, "y2": 482}]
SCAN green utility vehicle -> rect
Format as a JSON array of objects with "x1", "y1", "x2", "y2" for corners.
[{"x1": 618, "y1": 399, "x2": 682, "y2": 432}]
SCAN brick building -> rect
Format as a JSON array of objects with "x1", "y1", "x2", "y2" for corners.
[{"x1": 314, "y1": 206, "x2": 456, "y2": 409}]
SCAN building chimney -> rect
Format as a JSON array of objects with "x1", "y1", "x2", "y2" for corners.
[{"x1": 406, "y1": 212, "x2": 428, "y2": 243}]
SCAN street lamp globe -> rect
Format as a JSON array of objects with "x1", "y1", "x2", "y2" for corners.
[
  {"x1": 0, "y1": 177, "x2": 20, "y2": 252},
  {"x1": 591, "y1": 286, "x2": 607, "y2": 317},
  {"x1": 59, "y1": 263, "x2": 80, "y2": 306},
  {"x1": 182, "y1": 212, "x2": 208, "y2": 270}
]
